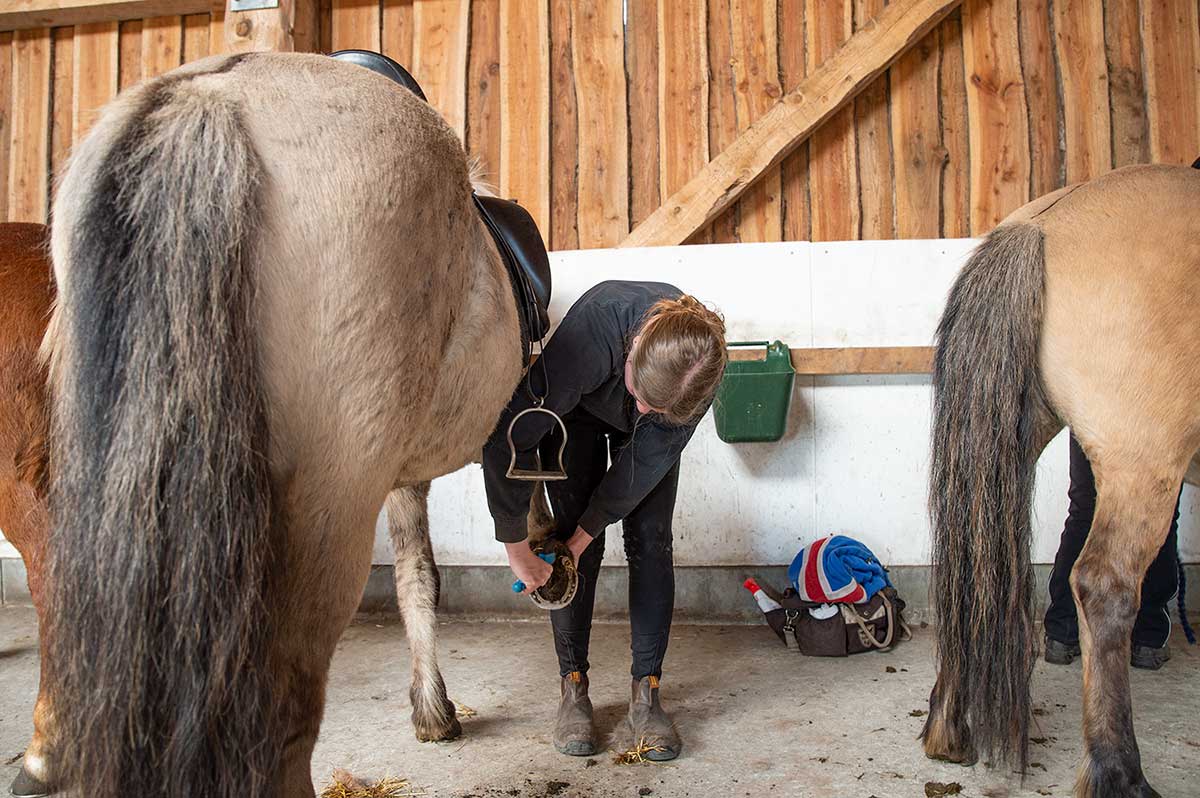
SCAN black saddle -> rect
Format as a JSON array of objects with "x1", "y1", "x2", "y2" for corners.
[{"x1": 329, "y1": 49, "x2": 552, "y2": 356}]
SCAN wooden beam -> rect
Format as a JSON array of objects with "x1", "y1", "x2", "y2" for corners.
[
  {"x1": 0, "y1": 33, "x2": 14, "y2": 222},
  {"x1": 224, "y1": 0, "x2": 310, "y2": 53},
  {"x1": 657, "y1": 0, "x2": 708, "y2": 205},
  {"x1": 1104, "y1": 0, "x2": 1149, "y2": 168},
  {"x1": 499, "y1": 0, "x2": 549, "y2": 236},
  {"x1": 729, "y1": 345, "x2": 934, "y2": 375},
  {"x1": 939, "y1": 12, "x2": 968, "y2": 238},
  {"x1": 142, "y1": 15, "x2": 183, "y2": 79},
  {"x1": 853, "y1": 0, "x2": 894, "y2": 240},
  {"x1": 8, "y1": 28, "x2": 50, "y2": 223},
  {"x1": 1053, "y1": 0, "x2": 1109, "y2": 183},
  {"x1": 465, "y1": 0, "x2": 498, "y2": 180},
  {"x1": 962, "y1": 0, "x2": 1029, "y2": 233},
  {"x1": 730, "y1": 0, "x2": 783, "y2": 243},
  {"x1": 625, "y1": 0, "x2": 660, "y2": 229},
  {"x1": 620, "y1": 0, "x2": 960, "y2": 248},
  {"x1": 778, "y1": 0, "x2": 810, "y2": 241},
  {"x1": 1140, "y1": 0, "x2": 1200, "y2": 165},
  {"x1": 73, "y1": 21, "x2": 118, "y2": 142},
  {"x1": 548, "y1": 0, "x2": 577, "y2": 250},
  {"x1": 572, "y1": 0, "x2": 628, "y2": 248},
  {"x1": 890, "y1": 24, "x2": 940, "y2": 238},
  {"x1": 412, "y1": 0, "x2": 468, "y2": 140},
  {"x1": 1, "y1": 0, "x2": 209, "y2": 32},
  {"x1": 329, "y1": 0, "x2": 378, "y2": 51},
  {"x1": 805, "y1": 0, "x2": 857, "y2": 242}
]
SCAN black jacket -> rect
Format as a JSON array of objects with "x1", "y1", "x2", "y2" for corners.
[{"x1": 482, "y1": 280, "x2": 704, "y2": 542}]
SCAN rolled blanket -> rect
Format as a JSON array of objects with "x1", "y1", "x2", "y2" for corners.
[{"x1": 788, "y1": 535, "x2": 891, "y2": 604}]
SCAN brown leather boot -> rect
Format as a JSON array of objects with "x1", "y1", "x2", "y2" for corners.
[
  {"x1": 611, "y1": 675, "x2": 682, "y2": 761},
  {"x1": 553, "y1": 672, "x2": 597, "y2": 756}
]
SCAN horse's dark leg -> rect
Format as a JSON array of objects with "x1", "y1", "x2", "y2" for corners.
[
  {"x1": 1071, "y1": 471, "x2": 1174, "y2": 798},
  {"x1": 386, "y1": 484, "x2": 460, "y2": 742}
]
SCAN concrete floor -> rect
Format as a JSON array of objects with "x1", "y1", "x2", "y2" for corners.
[{"x1": 1, "y1": 608, "x2": 1197, "y2": 797}]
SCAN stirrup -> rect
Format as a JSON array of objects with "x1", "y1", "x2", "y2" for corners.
[{"x1": 506, "y1": 405, "x2": 568, "y2": 481}]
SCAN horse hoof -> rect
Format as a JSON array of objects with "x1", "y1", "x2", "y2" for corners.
[
  {"x1": 9, "y1": 765, "x2": 55, "y2": 798},
  {"x1": 414, "y1": 716, "x2": 461, "y2": 743},
  {"x1": 922, "y1": 740, "x2": 977, "y2": 767}
]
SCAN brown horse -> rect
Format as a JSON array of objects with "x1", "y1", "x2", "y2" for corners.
[
  {"x1": 0, "y1": 223, "x2": 55, "y2": 797},
  {"x1": 921, "y1": 164, "x2": 1200, "y2": 798},
  {"x1": 42, "y1": 52, "x2": 527, "y2": 798}
]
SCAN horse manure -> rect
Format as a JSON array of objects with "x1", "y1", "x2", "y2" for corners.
[
  {"x1": 910, "y1": 709, "x2": 928, "y2": 717},
  {"x1": 885, "y1": 666, "x2": 897, "y2": 673},
  {"x1": 924, "y1": 782, "x2": 963, "y2": 797}
]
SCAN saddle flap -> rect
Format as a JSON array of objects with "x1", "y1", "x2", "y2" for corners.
[{"x1": 473, "y1": 194, "x2": 552, "y2": 341}]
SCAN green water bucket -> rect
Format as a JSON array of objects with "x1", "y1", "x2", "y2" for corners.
[{"x1": 714, "y1": 341, "x2": 795, "y2": 443}]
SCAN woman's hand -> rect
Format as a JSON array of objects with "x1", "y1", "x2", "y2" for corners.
[
  {"x1": 505, "y1": 541, "x2": 553, "y2": 594},
  {"x1": 566, "y1": 526, "x2": 594, "y2": 564}
]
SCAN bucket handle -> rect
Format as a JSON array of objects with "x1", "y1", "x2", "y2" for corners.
[{"x1": 726, "y1": 340, "x2": 792, "y2": 366}]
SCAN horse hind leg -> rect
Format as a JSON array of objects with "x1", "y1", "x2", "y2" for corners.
[
  {"x1": 270, "y1": 478, "x2": 383, "y2": 798},
  {"x1": 922, "y1": 675, "x2": 977, "y2": 765},
  {"x1": 0, "y1": 480, "x2": 58, "y2": 798},
  {"x1": 386, "y1": 485, "x2": 461, "y2": 742},
  {"x1": 1072, "y1": 464, "x2": 1178, "y2": 798}
]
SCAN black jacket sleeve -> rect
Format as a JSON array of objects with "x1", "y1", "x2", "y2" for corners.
[
  {"x1": 576, "y1": 419, "x2": 697, "y2": 536},
  {"x1": 482, "y1": 305, "x2": 616, "y2": 542}
]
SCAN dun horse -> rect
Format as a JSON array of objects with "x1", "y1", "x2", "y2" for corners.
[
  {"x1": 922, "y1": 163, "x2": 1199, "y2": 798},
  {"x1": 43, "y1": 52, "x2": 530, "y2": 798},
  {"x1": 0, "y1": 223, "x2": 55, "y2": 798}
]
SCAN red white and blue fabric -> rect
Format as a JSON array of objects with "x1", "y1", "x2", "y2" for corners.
[{"x1": 787, "y1": 535, "x2": 891, "y2": 604}]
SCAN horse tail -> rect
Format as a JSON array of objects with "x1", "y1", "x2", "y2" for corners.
[
  {"x1": 920, "y1": 222, "x2": 1047, "y2": 773},
  {"x1": 46, "y1": 58, "x2": 280, "y2": 798}
]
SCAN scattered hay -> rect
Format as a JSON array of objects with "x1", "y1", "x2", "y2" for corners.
[
  {"x1": 320, "y1": 769, "x2": 423, "y2": 798},
  {"x1": 455, "y1": 703, "x2": 479, "y2": 719},
  {"x1": 612, "y1": 737, "x2": 668, "y2": 765}
]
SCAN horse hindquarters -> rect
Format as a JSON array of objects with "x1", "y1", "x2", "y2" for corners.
[{"x1": 1022, "y1": 164, "x2": 1200, "y2": 797}]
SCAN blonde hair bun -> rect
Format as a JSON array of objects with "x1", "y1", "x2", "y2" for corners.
[{"x1": 629, "y1": 294, "x2": 728, "y2": 425}]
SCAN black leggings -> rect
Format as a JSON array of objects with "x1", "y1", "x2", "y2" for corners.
[
  {"x1": 542, "y1": 411, "x2": 679, "y2": 679},
  {"x1": 1044, "y1": 433, "x2": 1180, "y2": 649}
]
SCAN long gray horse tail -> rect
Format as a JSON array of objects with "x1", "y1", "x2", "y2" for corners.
[
  {"x1": 46, "y1": 57, "x2": 280, "y2": 798},
  {"x1": 920, "y1": 222, "x2": 1047, "y2": 774}
]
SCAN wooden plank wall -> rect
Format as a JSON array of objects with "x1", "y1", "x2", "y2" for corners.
[{"x1": 3, "y1": 1, "x2": 1200, "y2": 247}]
